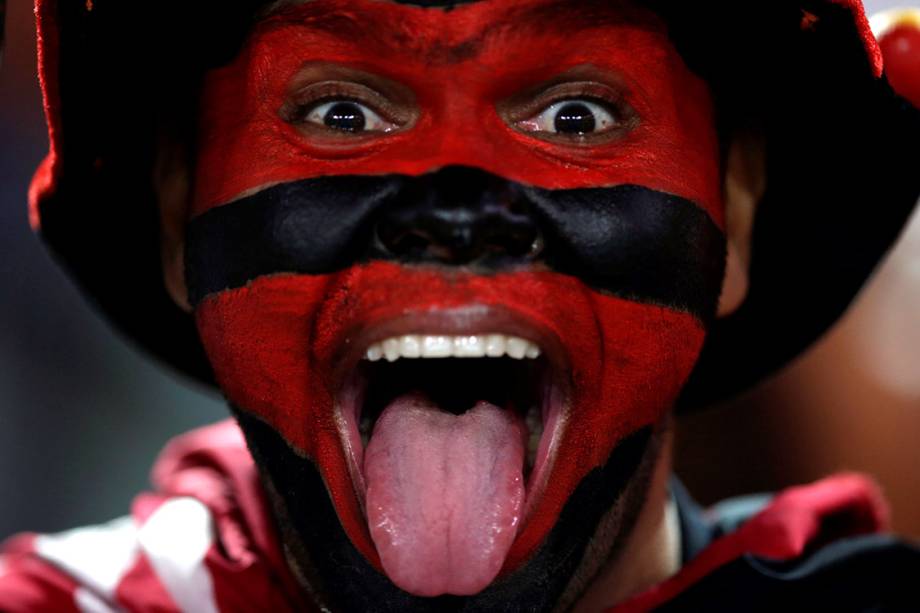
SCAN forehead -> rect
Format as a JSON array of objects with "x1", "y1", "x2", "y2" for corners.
[{"x1": 257, "y1": 0, "x2": 668, "y2": 62}]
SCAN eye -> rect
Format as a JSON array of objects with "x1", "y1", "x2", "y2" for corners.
[
  {"x1": 303, "y1": 99, "x2": 398, "y2": 133},
  {"x1": 519, "y1": 99, "x2": 620, "y2": 136}
]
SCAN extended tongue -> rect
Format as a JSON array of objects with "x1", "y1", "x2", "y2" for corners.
[{"x1": 363, "y1": 392, "x2": 526, "y2": 597}]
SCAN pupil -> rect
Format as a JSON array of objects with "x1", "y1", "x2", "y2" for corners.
[
  {"x1": 554, "y1": 102, "x2": 596, "y2": 135},
  {"x1": 323, "y1": 102, "x2": 366, "y2": 132}
]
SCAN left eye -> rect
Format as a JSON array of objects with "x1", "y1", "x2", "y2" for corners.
[
  {"x1": 520, "y1": 99, "x2": 619, "y2": 136},
  {"x1": 304, "y1": 100, "x2": 397, "y2": 133}
]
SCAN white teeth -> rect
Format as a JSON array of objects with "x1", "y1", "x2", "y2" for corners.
[
  {"x1": 400, "y1": 335, "x2": 422, "y2": 358},
  {"x1": 422, "y1": 335, "x2": 453, "y2": 358},
  {"x1": 382, "y1": 338, "x2": 401, "y2": 362},
  {"x1": 453, "y1": 335, "x2": 486, "y2": 358},
  {"x1": 363, "y1": 334, "x2": 542, "y2": 362},
  {"x1": 506, "y1": 337, "x2": 528, "y2": 359},
  {"x1": 366, "y1": 344, "x2": 384, "y2": 362},
  {"x1": 485, "y1": 334, "x2": 506, "y2": 357}
]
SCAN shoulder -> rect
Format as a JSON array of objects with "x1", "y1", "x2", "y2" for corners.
[
  {"x1": 619, "y1": 473, "x2": 920, "y2": 612},
  {"x1": 0, "y1": 421, "x2": 306, "y2": 613},
  {"x1": 0, "y1": 509, "x2": 204, "y2": 613},
  {"x1": 659, "y1": 532, "x2": 920, "y2": 612}
]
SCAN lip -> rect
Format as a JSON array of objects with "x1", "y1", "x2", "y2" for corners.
[{"x1": 332, "y1": 304, "x2": 571, "y2": 526}]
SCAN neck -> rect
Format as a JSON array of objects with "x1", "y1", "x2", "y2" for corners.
[{"x1": 573, "y1": 430, "x2": 681, "y2": 611}]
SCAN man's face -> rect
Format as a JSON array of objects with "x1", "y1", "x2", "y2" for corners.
[{"x1": 185, "y1": 0, "x2": 725, "y2": 607}]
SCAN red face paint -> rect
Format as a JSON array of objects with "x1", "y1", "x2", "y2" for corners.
[
  {"x1": 194, "y1": 0, "x2": 722, "y2": 225},
  {"x1": 191, "y1": 0, "x2": 722, "y2": 600},
  {"x1": 196, "y1": 264, "x2": 705, "y2": 571}
]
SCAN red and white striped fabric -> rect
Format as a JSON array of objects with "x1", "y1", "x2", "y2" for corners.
[
  {"x1": 0, "y1": 421, "x2": 313, "y2": 613},
  {"x1": 0, "y1": 420, "x2": 891, "y2": 612}
]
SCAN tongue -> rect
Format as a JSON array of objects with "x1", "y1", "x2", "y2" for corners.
[{"x1": 363, "y1": 392, "x2": 526, "y2": 597}]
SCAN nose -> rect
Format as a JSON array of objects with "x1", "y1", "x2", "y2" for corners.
[{"x1": 374, "y1": 166, "x2": 542, "y2": 266}]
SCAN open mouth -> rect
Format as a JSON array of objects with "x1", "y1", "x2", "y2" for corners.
[
  {"x1": 362, "y1": 337, "x2": 547, "y2": 470},
  {"x1": 335, "y1": 315, "x2": 569, "y2": 597}
]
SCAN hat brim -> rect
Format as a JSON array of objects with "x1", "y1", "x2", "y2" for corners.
[{"x1": 28, "y1": 0, "x2": 920, "y2": 408}]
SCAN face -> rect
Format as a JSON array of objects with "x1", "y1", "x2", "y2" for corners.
[{"x1": 184, "y1": 0, "x2": 726, "y2": 608}]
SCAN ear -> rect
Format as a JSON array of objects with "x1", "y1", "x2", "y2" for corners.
[
  {"x1": 155, "y1": 132, "x2": 194, "y2": 313},
  {"x1": 717, "y1": 129, "x2": 765, "y2": 317}
]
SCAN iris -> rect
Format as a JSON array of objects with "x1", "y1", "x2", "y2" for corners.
[
  {"x1": 553, "y1": 102, "x2": 596, "y2": 135},
  {"x1": 323, "y1": 101, "x2": 367, "y2": 132}
]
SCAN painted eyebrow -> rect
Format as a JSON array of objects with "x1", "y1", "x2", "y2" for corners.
[
  {"x1": 259, "y1": 1, "x2": 366, "y2": 35},
  {"x1": 257, "y1": 0, "x2": 662, "y2": 55}
]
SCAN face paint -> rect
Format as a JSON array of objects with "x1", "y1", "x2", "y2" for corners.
[
  {"x1": 187, "y1": 174, "x2": 723, "y2": 314},
  {"x1": 188, "y1": 0, "x2": 724, "y2": 606},
  {"x1": 193, "y1": 0, "x2": 722, "y2": 218}
]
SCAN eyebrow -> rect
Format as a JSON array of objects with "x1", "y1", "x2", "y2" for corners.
[
  {"x1": 258, "y1": 2, "x2": 404, "y2": 47},
  {"x1": 258, "y1": 0, "x2": 663, "y2": 63}
]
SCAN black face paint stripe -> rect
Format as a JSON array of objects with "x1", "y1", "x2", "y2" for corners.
[
  {"x1": 186, "y1": 169, "x2": 725, "y2": 322},
  {"x1": 525, "y1": 183, "x2": 726, "y2": 322},
  {"x1": 186, "y1": 175, "x2": 402, "y2": 304},
  {"x1": 234, "y1": 406, "x2": 653, "y2": 612}
]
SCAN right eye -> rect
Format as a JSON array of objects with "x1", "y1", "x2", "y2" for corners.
[
  {"x1": 518, "y1": 99, "x2": 621, "y2": 136},
  {"x1": 303, "y1": 99, "x2": 398, "y2": 134}
]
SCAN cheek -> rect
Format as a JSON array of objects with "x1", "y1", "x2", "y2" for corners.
[
  {"x1": 507, "y1": 294, "x2": 704, "y2": 566},
  {"x1": 195, "y1": 276, "x2": 335, "y2": 455}
]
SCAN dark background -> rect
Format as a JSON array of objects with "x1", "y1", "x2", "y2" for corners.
[{"x1": 2, "y1": 0, "x2": 918, "y2": 541}]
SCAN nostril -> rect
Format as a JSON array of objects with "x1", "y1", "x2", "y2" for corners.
[
  {"x1": 480, "y1": 217, "x2": 543, "y2": 260},
  {"x1": 374, "y1": 210, "x2": 544, "y2": 264},
  {"x1": 376, "y1": 221, "x2": 544, "y2": 266},
  {"x1": 376, "y1": 223, "x2": 480, "y2": 264},
  {"x1": 376, "y1": 226, "x2": 438, "y2": 260}
]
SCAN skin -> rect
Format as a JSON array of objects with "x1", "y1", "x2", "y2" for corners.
[{"x1": 156, "y1": 0, "x2": 763, "y2": 607}]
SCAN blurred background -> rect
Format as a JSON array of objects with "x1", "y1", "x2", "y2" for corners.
[{"x1": 1, "y1": 0, "x2": 918, "y2": 541}]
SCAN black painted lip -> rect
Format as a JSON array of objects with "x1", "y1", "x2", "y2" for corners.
[{"x1": 332, "y1": 303, "x2": 572, "y2": 523}]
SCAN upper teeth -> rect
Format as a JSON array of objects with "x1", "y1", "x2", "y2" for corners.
[{"x1": 365, "y1": 334, "x2": 542, "y2": 362}]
